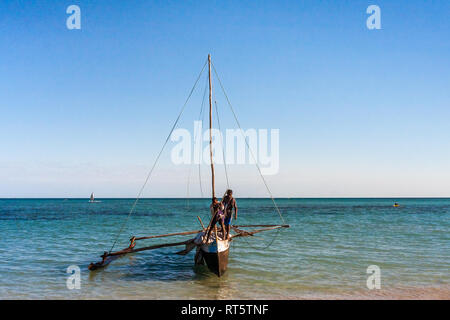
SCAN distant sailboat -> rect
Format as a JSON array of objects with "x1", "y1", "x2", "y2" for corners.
[{"x1": 89, "y1": 193, "x2": 101, "y2": 203}]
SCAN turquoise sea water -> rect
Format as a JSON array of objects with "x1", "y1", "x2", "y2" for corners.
[{"x1": 0, "y1": 198, "x2": 449, "y2": 299}]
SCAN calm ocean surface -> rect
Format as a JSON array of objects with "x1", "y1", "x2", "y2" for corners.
[{"x1": 0, "y1": 198, "x2": 449, "y2": 299}]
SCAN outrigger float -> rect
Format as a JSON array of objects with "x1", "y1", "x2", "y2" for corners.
[{"x1": 89, "y1": 55, "x2": 289, "y2": 277}]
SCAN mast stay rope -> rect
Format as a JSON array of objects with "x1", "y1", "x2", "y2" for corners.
[
  {"x1": 187, "y1": 74, "x2": 209, "y2": 208},
  {"x1": 212, "y1": 62, "x2": 286, "y2": 225},
  {"x1": 109, "y1": 59, "x2": 208, "y2": 253},
  {"x1": 214, "y1": 99, "x2": 230, "y2": 190}
]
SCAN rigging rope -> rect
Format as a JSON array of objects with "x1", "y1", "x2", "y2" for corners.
[
  {"x1": 212, "y1": 62, "x2": 286, "y2": 225},
  {"x1": 214, "y1": 99, "x2": 230, "y2": 189},
  {"x1": 187, "y1": 74, "x2": 208, "y2": 209},
  {"x1": 211, "y1": 77, "x2": 279, "y2": 252},
  {"x1": 109, "y1": 59, "x2": 208, "y2": 253}
]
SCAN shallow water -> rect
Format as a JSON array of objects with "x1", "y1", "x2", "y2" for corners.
[{"x1": 0, "y1": 198, "x2": 449, "y2": 299}]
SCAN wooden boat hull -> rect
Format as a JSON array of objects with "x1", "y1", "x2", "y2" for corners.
[
  {"x1": 199, "y1": 239, "x2": 230, "y2": 277},
  {"x1": 202, "y1": 248, "x2": 229, "y2": 277}
]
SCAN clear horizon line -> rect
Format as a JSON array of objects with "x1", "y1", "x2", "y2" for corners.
[{"x1": 1, "y1": 196, "x2": 450, "y2": 199}]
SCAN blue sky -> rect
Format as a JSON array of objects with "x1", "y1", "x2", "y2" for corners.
[{"x1": 0, "y1": 0, "x2": 449, "y2": 197}]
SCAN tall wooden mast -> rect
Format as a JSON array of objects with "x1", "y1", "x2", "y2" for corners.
[{"x1": 208, "y1": 54, "x2": 216, "y2": 200}]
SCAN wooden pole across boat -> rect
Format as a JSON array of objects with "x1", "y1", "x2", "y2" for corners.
[
  {"x1": 134, "y1": 229, "x2": 201, "y2": 241},
  {"x1": 231, "y1": 225, "x2": 289, "y2": 238},
  {"x1": 197, "y1": 216, "x2": 206, "y2": 230},
  {"x1": 233, "y1": 224, "x2": 290, "y2": 228}
]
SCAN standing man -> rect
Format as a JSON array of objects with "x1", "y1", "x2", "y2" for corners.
[{"x1": 222, "y1": 189, "x2": 238, "y2": 240}]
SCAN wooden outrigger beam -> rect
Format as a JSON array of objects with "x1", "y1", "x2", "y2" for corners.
[
  {"x1": 88, "y1": 238, "x2": 195, "y2": 270},
  {"x1": 90, "y1": 228, "x2": 206, "y2": 270},
  {"x1": 233, "y1": 224, "x2": 290, "y2": 228},
  {"x1": 134, "y1": 229, "x2": 201, "y2": 241},
  {"x1": 89, "y1": 224, "x2": 289, "y2": 271},
  {"x1": 231, "y1": 225, "x2": 289, "y2": 238},
  {"x1": 109, "y1": 239, "x2": 193, "y2": 256}
]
